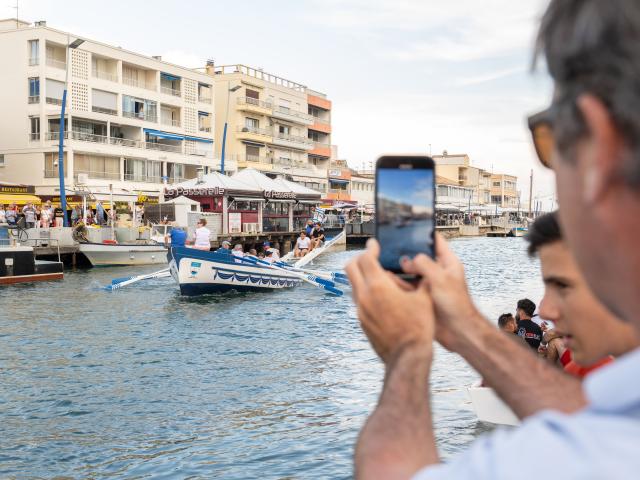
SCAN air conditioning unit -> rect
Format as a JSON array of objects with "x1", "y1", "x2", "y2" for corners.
[
  {"x1": 242, "y1": 223, "x2": 259, "y2": 234},
  {"x1": 241, "y1": 127, "x2": 249, "y2": 132},
  {"x1": 76, "y1": 173, "x2": 89, "y2": 185}
]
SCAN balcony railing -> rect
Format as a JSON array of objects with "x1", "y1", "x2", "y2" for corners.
[
  {"x1": 237, "y1": 97, "x2": 273, "y2": 109},
  {"x1": 123, "y1": 110, "x2": 157, "y2": 122},
  {"x1": 124, "y1": 173, "x2": 162, "y2": 183},
  {"x1": 92, "y1": 105, "x2": 118, "y2": 116},
  {"x1": 28, "y1": 57, "x2": 39, "y2": 66},
  {"x1": 123, "y1": 77, "x2": 156, "y2": 91},
  {"x1": 46, "y1": 97, "x2": 63, "y2": 106},
  {"x1": 161, "y1": 117, "x2": 181, "y2": 127},
  {"x1": 199, "y1": 126, "x2": 211, "y2": 132},
  {"x1": 46, "y1": 57, "x2": 66, "y2": 69},
  {"x1": 161, "y1": 86, "x2": 181, "y2": 97},
  {"x1": 236, "y1": 125, "x2": 272, "y2": 136},
  {"x1": 109, "y1": 137, "x2": 143, "y2": 148},
  {"x1": 274, "y1": 105, "x2": 314, "y2": 123},
  {"x1": 92, "y1": 69, "x2": 118, "y2": 82},
  {"x1": 276, "y1": 132, "x2": 314, "y2": 146},
  {"x1": 28, "y1": 95, "x2": 40, "y2": 104},
  {"x1": 198, "y1": 95, "x2": 212, "y2": 103},
  {"x1": 146, "y1": 142, "x2": 182, "y2": 154},
  {"x1": 311, "y1": 116, "x2": 330, "y2": 125},
  {"x1": 75, "y1": 170, "x2": 120, "y2": 181},
  {"x1": 45, "y1": 131, "x2": 68, "y2": 140},
  {"x1": 238, "y1": 154, "x2": 271, "y2": 164},
  {"x1": 71, "y1": 131, "x2": 110, "y2": 144},
  {"x1": 28, "y1": 133, "x2": 40, "y2": 141}
]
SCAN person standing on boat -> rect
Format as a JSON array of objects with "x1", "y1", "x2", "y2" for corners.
[
  {"x1": 294, "y1": 231, "x2": 311, "y2": 258},
  {"x1": 95, "y1": 201, "x2": 106, "y2": 226},
  {"x1": 165, "y1": 224, "x2": 187, "y2": 248},
  {"x1": 515, "y1": 299, "x2": 542, "y2": 351},
  {"x1": 191, "y1": 218, "x2": 211, "y2": 251}
]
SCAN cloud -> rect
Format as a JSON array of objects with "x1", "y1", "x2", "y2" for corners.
[{"x1": 455, "y1": 66, "x2": 527, "y2": 86}]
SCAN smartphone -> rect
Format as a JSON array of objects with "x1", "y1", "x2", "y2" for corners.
[{"x1": 375, "y1": 155, "x2": 435, "y2": 275}]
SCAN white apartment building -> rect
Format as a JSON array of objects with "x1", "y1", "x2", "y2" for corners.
[
  {"x1": 210, "y1": 64, "x2": 331, "y2": 194},
  {"x1": 0, "y1": 19, "x2": 216, "y2": 203},
  {"x1": 350, "y1": 171, "x2": 375, "y2": 207}
]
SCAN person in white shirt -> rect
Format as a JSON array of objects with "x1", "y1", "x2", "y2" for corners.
[
  {"x1": 263, "y1": 241, "x2": 280, "y2": 261},
  {"x1": 232, "y1": 244, "x2": 244, "y2": 258},
  {"x1": 191, "y1": 218, "x2": 211, "y2": 251},
  {"x1": 294, "y1": 231, "x2": 311, "y2": 257},
  {"x1": 345, "y1": 1, "x2": 640, "y2": 479},
  {"x1": 0, "y1": 205, "x2": 5, "y2": 224}
]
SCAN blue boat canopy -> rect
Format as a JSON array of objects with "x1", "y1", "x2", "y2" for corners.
[
  {"x1": 329, "y1": 178, "x2": 350, "y2": 185},
  {"x1": 161, "y1": 72, "x2": 181, "y2": 82},
  {"x1": 144, "y1": 129, "x2": 213, "y2": 144}
]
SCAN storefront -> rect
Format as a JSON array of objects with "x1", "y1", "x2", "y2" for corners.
[{"x1": 0, "y1": 184, "x2": 41, "y2": 206}]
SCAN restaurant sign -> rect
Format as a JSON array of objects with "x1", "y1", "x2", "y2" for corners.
[
  {"x1": 264, "y1": 190, "x2": 296, "y2": 200},
  {"x1": 0, "y1": 184, "x2": 35, "y2": 194},
  {"x1": 165, "y1": 186, "x2": 225, "y2": 196}
]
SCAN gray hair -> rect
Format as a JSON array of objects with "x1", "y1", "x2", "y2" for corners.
[{"x1": 536, "y1": 0, "x2": 640, "y2": 186}]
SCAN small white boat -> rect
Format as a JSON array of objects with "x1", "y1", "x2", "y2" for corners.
[
  {"x1": 79, "y1": 242, "x2": 167, "y2": 267},
  {"x1": 168, "y1": 247, "x2": 303, "y2": 296},
  {"x1": 509, "y1": 227, "x2": 528, "y2": 237},
  {"x1": 467, "y1": 382, "x2": 520, "y2": 426}
]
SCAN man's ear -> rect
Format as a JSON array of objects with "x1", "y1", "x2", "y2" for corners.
[{"x1": 576, "y1": 94, "x2": 625, "y2": 204}]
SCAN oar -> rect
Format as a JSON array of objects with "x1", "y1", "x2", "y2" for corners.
[
  {"x1": 240, "y1": 256, "x2": 343, "y2": 296},
  {"x1": 108, "y1": 267, "x2": 170, "y2": 290},
  {"x1": 273, "y1": 261, "x2": 350, "y2": 286}
]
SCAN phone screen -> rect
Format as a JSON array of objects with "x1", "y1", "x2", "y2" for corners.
[{"x1": 376, "y1": 166, "x2": 435, "y2": 272}]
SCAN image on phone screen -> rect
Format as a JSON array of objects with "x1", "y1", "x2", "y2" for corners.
[{"x1": 377, "y1": 168, "x2": 435, "y2": 271}]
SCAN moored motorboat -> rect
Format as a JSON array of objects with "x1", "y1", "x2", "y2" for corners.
[
  {"x1": 168, "y1": 246, "x2": 303, "y2": 296},
  {"x1": 0, "y1": 245, "x2": 63, "y2": 285},
  {"x1": 79, "y1": 242, "x2": 167, "y2": 267}
]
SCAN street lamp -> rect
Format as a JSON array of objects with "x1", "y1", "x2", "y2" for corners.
[
  {"x1": 58, "y1": 35, "x2": 85, "y2": 226},
  {"x1": 220, "y1": 83, "x2": 241, "y2": 175}
]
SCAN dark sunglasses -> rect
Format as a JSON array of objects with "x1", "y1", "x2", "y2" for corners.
[{"x1": 527, "y1": 106, "x2": 556, "y2": 169}]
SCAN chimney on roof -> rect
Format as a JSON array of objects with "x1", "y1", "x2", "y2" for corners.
[
  {"x1": 205, "y1": 59, "x2": 215, "y2": 76},
  {"x1": 152, "y1": 55, "x2": 162, "y2": 61},
  {"x1": 35, "y1": 20, "x2": 46, "y2": 27}
]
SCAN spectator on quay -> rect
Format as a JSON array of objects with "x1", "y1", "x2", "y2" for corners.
[
  {"x1": 22, "y1": 202, "x2": 37, "y2": 229},
  {"x1": 5, "y1": 203, "x2": 17, "y2": 226},
  {"x1": 70, "y1": 205, "x2": 81, "y2": 225},
  {"x1": 95, "y1": 201, "x2": 106, "y2": 226},
  {"x1": 39, "y1": 203, "x2": 51, "y2": 228},
  {"x1": 345, "y1": 1, "x2": 640, "y2": 477},
  {"x1": 516, "y1": 298, "x2": 543, "y2": 351},
  {"x1": 0, "y1": 204, "x2": 5, "y2": 224},
  {"x1": 53, "y1": 204, "x2": 64, "y2": 227}
]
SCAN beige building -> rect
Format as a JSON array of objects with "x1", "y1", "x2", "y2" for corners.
[
  {"x1": 0, "y1": 19, "x2": 216, "y2": 202},
  {"x1": 349, "y1": 170, "x2": 375, "y2": 207},
  {"x1": 210, "y1": 64, "x2": 331, "y2": 195},
  {"x1": 433, "y1": 151, "x2": 517, "y2": 208}
]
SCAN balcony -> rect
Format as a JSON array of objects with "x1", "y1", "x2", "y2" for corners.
[
  {"x1": 46, "y1": 97, "x2": 64, "y2": 106},
  {"x1": 124, "y1": 173, "x2": 162, "y2": 183},
  {"x1": 236, "y1": 154, "x2": 272, "y2": 168},
  {"x1": 123, "y1": 110, "x2": 157, "y2": 123},
  {"x1": 92, "y1": 105, "x2": 118, "y2": 116},
  {"x1": 199, "y1": 126, "x2": 211, "y2": 133},
  {"x1": 309, "y1": 117, "x2": 331, "y2": 134},
  {"x1": 308, "y1": 141, "x2": 332, "y2": 158},
  {"x1": 161, "y1": 86, "x2": 181, "y2": 97},
  {"x1": 92, "y1": 69, "x2": 118, "y2": 82},
  {"x1": 45, "y1": 131, "x2": 68, "y2": 141},
  {"x1": 273, "y1": 131, "x2": 314, "y2": 150},
  {"x1": 198, "y1": 96, "x2": 212, "y2": 104},
  {"x1": 28, "y1": 95, "x2": 40, "y2": 104},
  {"x1": 161, "y1": 117, "x2": 181, "y2": 128},
  {"x1": 271, "y1": 106, "x2": 314, "y2": 125},
  {"x1": 236, "y1": 125, "x2": 272, "y2": 143},
  {"x1": 29, "y1": 57, "x2": 39, "y2": 66},
  {"x1": 236, "y1": 97, "x2": 272, "y2": 116},
  {"x1": 75, "y1": 170, "x2": 121, "y2": 181},
  {"x1": 28, "y1": 133, "x2": 40, "y2": 141},
  {"x1": 123, "y1": 77, "x2": 156, "y2": 91},
  {"x1": 46, "y1": 57, "x2": 66, "y2": 70}
]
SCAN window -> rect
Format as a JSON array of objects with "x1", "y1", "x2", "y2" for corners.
[
  {"x1": 124, "y1": 158, "x2": 161, "y2": 182},
  {"x1": 198, "y1": 111, "x2": 210, "y2": 132},
  {"x1": 45, "y1": 78, "x2": 65, "y2": 105},
  {"x1": 493, "y1": 181, "x2": 501, "y2": 187},
  {"x1": 198, "y1": 83, "x2": 212, "y2": 102},
  {"x1": 44, "y1": 152, "x2": 67, "y2": 178},
  {"x1": 245, "y1": 117, "x2": 259, "y2": 129},
  {"x1": 29, "y1": 117, "x2": 40, "y2": 140},
  {"x1": 246, "y1": 89, "x2": 259, "y2": 105},
  {"x1": 491, "y1": 195, "x2": 503, "y2": 204},
  {"x1": 92, "y1": 89, "x2": 118, "y2": 115},
  {"x1": 278, "y1": 98, "x2": 291, "y2": 113},
  {"x1": 28, "y1": 40, "x2": 39, "y2": 65},
  {"x1": 75, "y1": 154, "x2": 120, "y2": 180},
  {"x1": 245, "y1": 145, "x2": 260, "y2": 161},
  {"x1": 230, "y1": 201, "x2": 259, "y2": 211},
  {"x1": 28, "y1": 77, "x2": 40, "y2": 102},
  {"x1": 279, "y1": 125, "x2": 290, "y2": 135},
  {"x1": 0, "y1": 154, "x2": 4, "y2": 167},
  {"x1": 167, "y1": 163, "x2": 185, "y2": 182},
  {"x1": 123, "y1": 95, "x2": 157, "y2": 122}
]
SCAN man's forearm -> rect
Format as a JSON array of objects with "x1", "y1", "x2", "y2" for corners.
[
  {"x1": 355, "y1": 344, "x2": 439, "y2": 479},
  {"x1": 456, "y1": 314, "x2": 586, "y2": 418}
]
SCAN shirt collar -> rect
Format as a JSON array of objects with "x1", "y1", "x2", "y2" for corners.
[{"x1": 585, "y1": 347, "x2": 640, "y2": 412}]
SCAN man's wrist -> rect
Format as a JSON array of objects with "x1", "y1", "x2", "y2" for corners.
[{"x1": 386, "y1": 340, "x2": 433, "y2": 369}]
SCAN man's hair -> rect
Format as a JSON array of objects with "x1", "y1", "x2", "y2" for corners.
[
  {"x1": 526, "y1": 211, "x2": 563, "y2": 256},
  {"x1": 517, "y1": 299, "x2": 537, "y2": 317},
  {"x1": 498, "y1": 313, "x2": 515, "y2": 328},
  {"x1": 536, "y1": 0, "x2": 640, "y2": 186},
  {"x1": 199, "y1": 218, "x2": 207, "y2": 226}
]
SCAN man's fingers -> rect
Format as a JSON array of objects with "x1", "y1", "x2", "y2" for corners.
[
  {"x1": 434, "y1": 233, "x2": 457, "y2": 268},
  {"x1": 345, "y1": 257, "x2": 366, "y2": 300},
  {"x1": 358, "y1": 238, "x2": 387, "y2": 279},
  {"x1": 387, "y1": 272, "x2": 415, "y2": 292},
  {"x1": 402, "y1": 252, "x2": 439, "y2": 280}
]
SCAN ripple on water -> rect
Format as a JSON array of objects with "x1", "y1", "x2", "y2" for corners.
[{"x1": 0, "y1": 238, "x2": 540, "y2": 478}]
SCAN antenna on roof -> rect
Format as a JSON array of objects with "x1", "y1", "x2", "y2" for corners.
[{"x1": 13, "y1": 0, "x2": 19, "y2": 28}]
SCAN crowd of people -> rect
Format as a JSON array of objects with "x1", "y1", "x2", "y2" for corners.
[
  {"x1": 0, "y1": 200, "x2": 119, "y2": 229},
  {"x1": 344, "y1": 1, "x2": 640, "y2": 478}
]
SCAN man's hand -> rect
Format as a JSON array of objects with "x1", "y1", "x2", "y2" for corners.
[
  {"x1": 401, "y1": 233, "x2": 484, "y2": 352},
  {"x1": 346, "y1": 239, "x2": 435, "y2": 364}
]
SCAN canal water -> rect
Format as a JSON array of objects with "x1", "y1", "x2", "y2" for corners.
[{"x1": 0, "y1": 237, "x2": 543, "y2": 479}]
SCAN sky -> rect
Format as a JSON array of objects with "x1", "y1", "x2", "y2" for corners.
[
  {"x1": 1, "y1": 0, "x2": 556, "y2": 206},
  {"x1": 378, "y1": 169, "x2": 433, "y2": 209}
]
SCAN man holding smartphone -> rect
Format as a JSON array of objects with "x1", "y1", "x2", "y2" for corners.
[{"x1": 346, "y1": 0, "x2": 640, "y2": 478}]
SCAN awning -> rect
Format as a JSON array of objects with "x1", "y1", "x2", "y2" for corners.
[
  {"x1": 0, "y1": 194, "x2": 41, "y2": 205},
  {"x1": 161, "y1": 72, "x2": 181, "y2": 82},
  {"x1": 266, "y1": 199, "x2": 294, "y2": 203},
  {"x1": 329, "y1": 178, "x2": 350, "y2": 185},
  {"x1": 198, "y1": 111, "x2": 210, "y2": 117},
  {"x1": 144, "y1": 129, "x2": 213, "y2": 144},
  {"x1": 229, "y1": 196, "x2": 263, "y2": 202},
  {"x1": 241, "y1": 140, "x2": 266, "y2": 147},
  {"x1": 297, "y1": 199, "x2": 321, "y2": 204}
]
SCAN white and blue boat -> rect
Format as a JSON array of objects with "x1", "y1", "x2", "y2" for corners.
[{"x1": 168, "y1": 247, "x2": 304, "y2": 296}]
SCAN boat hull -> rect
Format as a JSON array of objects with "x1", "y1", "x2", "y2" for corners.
[
  {"x1": 169, "y1": 247, "x2": 303, "y2": 296},
  {"x1": 79, "y1": 243, "x2": 167, "y2": 267},
  {"x1": 467, "y1": 383, "x2": 520, "y2": 426}
]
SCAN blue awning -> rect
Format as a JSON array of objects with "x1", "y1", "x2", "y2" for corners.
[
  {"x1": 329, "y1": 178, "x2": 350, "y2": 185},
  {"x1": 144, "y1": 129, "x2": 184, "y2": 141},
  {"x1": 198, "y1": 111, "x2": 210, "y2": 116},
  {"x1": 184, "y1": 135, "x2": 213, "y2": 144},
  {"x1": 143, "y1": 129, "x2": 213, "y2": 144},
  {"x1": 241, "y1": 140, "x2": 266, "y2": 147},
  {"x1": 161, "y1": 72, "x2": 181, "y2": 82}
]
